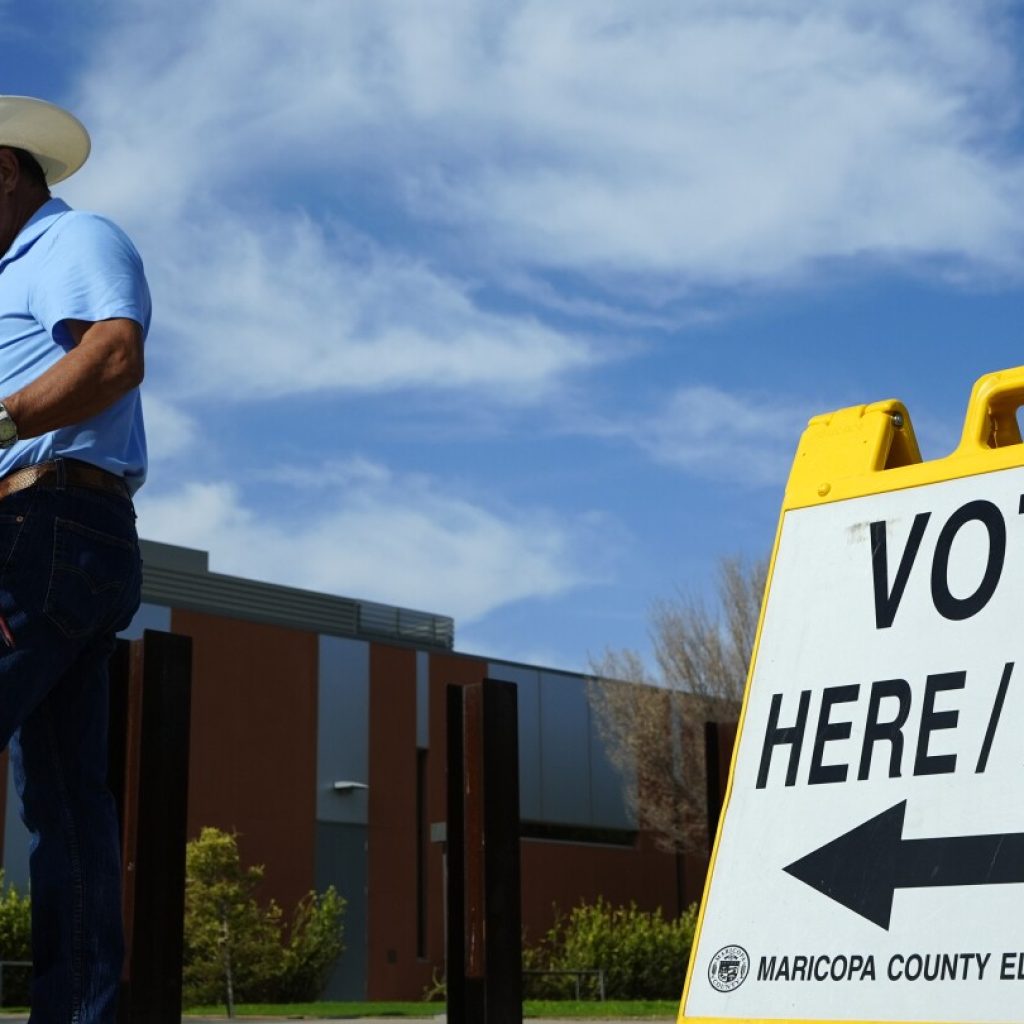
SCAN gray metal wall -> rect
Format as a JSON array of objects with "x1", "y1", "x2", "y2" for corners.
[
  {"x1": 315, "y1": 635, "x2": 371, "y2": 998},
  {"x1": 487, "y1": 662, "x2": 632, "y2": 829},
  {"x1": 316, "y1": 636, "x2": 370, "y2": 825},
  {"x1": 315, "y1": 821, "x2": 368, "y2": 1000}
]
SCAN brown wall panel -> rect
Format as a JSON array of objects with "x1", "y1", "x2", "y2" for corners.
[
  {"x1": 681, "y1": 851, "x2": 710, "y2": 907},
  {"x1": 171, "y1": 610, "x2": 318, "y2": 916},
  {"x1": 366, "y1": 643, "x2": 423, "y2": 1000},
  {"x1": 521, "y1": 836, "x2": 690, "y2": 945}
]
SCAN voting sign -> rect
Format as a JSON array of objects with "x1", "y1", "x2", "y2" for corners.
[{"x1": 679, "y1": 370, "x2": 1024, "y2": 1024}]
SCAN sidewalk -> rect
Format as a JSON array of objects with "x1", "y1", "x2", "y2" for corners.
[
  {"x1": 181, "y1": 1018, "x2": 674, "y2": 1023},
  {"x1": 0, "y1": 1015, "x2": 676, "y2": 1023}
]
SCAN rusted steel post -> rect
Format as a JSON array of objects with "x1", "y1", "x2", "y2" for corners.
[
  {"x1": 446, "y1": 684, "x2": 469, "y2": 1022},
  {"x1": 110, "y1": 630, "x2": 193, "y2": 1024},
  {"x1": 446, "y1": 680, "x2": 523, "y2": 1024}
]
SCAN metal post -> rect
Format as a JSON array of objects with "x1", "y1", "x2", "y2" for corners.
[
  {"x1": 481, "y1": 680, "x2": 523, "y2": 1021},
  {"x1": 110, "y1": 630, "x2": 193, "y2": 1024},
  {"x1": 446, "y1": 680, "x2": 523, "y2": 1024},
  {"x1": 446, "y1": 685, "x2": 469, "y2": 1023}
]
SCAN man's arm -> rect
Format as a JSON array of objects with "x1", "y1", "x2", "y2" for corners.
[{"x1": 2, "y1": 317, "x2": 144, "y2": 439}]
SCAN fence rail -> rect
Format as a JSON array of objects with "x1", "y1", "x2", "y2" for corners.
[
  {"x1": 0, "y1": 960, "x2": 31, "y2": 1007},
  {"x1": 523, "y1": 968, "x2": 606, "y2": 1001}
]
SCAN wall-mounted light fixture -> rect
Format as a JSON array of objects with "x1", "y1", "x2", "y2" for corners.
[{"x1": 332, "y1": 780, "x2": 369, "y2": 793}]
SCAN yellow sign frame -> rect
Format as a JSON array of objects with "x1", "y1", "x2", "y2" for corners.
[{"x1": 678, "y1": 366, "x2": 1024, "y2": 1024}]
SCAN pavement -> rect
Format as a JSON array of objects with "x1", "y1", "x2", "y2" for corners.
[
  {"x1": 0, "y1": 1017, "x2": 675, "y2": 1023},
  {"x1": 180, "y1": 1018, "x2": 673, "y2": 1023}
]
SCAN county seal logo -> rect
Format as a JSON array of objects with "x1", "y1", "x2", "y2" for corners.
[{"x1": 708, "y1": 945, "x2": 750, "y2": 993}]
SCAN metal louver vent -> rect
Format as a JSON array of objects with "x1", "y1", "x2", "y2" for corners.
[{"x1": 140, "y1": 540, "x2": 454, "y2": 648}]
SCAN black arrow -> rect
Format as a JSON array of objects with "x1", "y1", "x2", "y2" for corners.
[{"x1": 783, "y1": 800, "x2": 1024, "y2": 930}]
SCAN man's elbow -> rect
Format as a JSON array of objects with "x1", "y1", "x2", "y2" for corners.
[
  {"x1": 107, "y1": 324, "x2": 145, "y2": 392},
  {"x1": 122, "y1": 349, "x2": 144, "y2": 389}
]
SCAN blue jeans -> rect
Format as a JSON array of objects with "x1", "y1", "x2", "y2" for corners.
[{"x1": 0, "y1": 467, "x2": 141, "y2": 1023}]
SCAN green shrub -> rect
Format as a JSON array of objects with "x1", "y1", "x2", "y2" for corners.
[
  {"x1": 522, "y1": 939, "x2": 577, "y2": 999},
  {"x1": 183, "y1": 828, "x2": 345, "y2": 1009},
  {"x1": 523, "y1": 897, "x2": 697, "y2": 1000},
  {"x1": 275, "y1": 887, "x2": 347, "y2": 1002},
  {"x1": 0, "y1": 872, "x2": 30, "y2": 1006}
]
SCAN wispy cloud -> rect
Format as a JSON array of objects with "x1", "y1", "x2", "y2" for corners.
[
  {"x1": 141, "y1": 393, "x2": 198, "y2": 462},
  {"x1": 576, "y1": 383, "x2": 812, "y2": 486},
  {"x1": 66, "y1": 0, "x2": 1024, "y2": 299},
  {"x1": 146, "y1": 208, "x2": 596, "y2": 401},
  {"x1": 63, "y1": 2, "x2": 608, "y2": 407},
  {"x1": 635, "y1": 385, "x2": 809, "y2": 484},
  {"x1": 50, "y1": 0, "x2": 1024, "y2": 440},
  {"x1": 135, "y1": 460, "x2": 603, "y2": 622}
]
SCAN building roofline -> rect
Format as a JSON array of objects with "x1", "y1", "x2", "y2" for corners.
[{"x1": 139, "y1": 539, "x2": 455, "y2": 649}]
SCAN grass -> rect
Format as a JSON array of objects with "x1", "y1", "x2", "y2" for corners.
[
  {"x1": 526, "y1": 1000, "x2": 677, "y2": 1018},
  {"x1": 183, "y1": 999, "x2": 679, "y2": 1018},
  {"x1": 185, "y1": 1004, "x2": 431, "y2": 1018}
]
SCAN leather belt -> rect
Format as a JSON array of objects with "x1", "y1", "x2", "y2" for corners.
[{"x1": 0, "y1": 460, "x2": 130, "y2": 503}]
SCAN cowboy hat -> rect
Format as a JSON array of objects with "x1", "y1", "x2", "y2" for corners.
[{"x1": 0, "y1": 96, "x2": 90, "y2": 184}]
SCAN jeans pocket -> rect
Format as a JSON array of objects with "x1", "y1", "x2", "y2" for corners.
[{"x1": 43, "y1": 517, "x2": 139, "y2": 640}]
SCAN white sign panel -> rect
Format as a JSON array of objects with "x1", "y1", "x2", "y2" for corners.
[{"x1": 683, "y1": 465, "x2": 1024, "y2": 1023}]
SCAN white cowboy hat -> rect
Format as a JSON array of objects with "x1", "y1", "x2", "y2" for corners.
[{"x1": 0, "y1": 96, "x2": 90, "y2": 184}]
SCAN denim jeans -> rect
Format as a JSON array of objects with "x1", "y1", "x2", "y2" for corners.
[{"x1": 0, "y1": 465, "x2": 141, "y2": 1024}]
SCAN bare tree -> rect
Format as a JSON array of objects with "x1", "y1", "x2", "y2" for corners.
[{"x1": 588, "y1": 554, "x2": 768, "y2": 855}]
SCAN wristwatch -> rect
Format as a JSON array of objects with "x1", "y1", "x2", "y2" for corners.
[{"x1": 0, "y1": 402, "x2": 19, "y2": 449}]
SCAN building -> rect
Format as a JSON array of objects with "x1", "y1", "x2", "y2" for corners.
[{"x1": 0, "y1": 540, "x2": 714, "y2": 1000}]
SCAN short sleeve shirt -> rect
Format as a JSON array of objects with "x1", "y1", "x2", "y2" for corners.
[{"x1": 0, "y1": 197, "x2": 151, "y2": 492}]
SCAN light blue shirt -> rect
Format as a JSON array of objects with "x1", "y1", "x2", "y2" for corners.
[{"x1": 0, "y1": 197, "x2": 151, "y2": 493}]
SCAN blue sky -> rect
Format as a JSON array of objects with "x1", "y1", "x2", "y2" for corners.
[{"x1": 6, "y1": 0, "x2": 1024, "y2": 671}]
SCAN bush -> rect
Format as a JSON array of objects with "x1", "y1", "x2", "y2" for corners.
[
  {"x1": 275, "y1": 887, "x2": 347, "y2": 1002},
  {"x1": 183, "y1": 828, "x2": 345, "y2": 1009},
  {"x1": 523, "y1": 897, "x2": 697, "y2": 1000},
  {"x1": 0, "y1": 872, "x2": 30, "y2": 1006}
]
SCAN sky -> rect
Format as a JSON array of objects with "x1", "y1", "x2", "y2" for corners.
[{"x1": 5, "y1": 0, "x2": 1024, "y2": 672}]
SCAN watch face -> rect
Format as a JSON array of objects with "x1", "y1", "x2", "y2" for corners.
[{"x1": 0, "y1": 412, "x2": 16, "y2": 444}]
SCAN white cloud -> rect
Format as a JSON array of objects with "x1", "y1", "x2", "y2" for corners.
[
  {"x1": 141, "y1": 393, "x2": 198, "y2": 462},
  {"x1": 143, "y1": 209, "x2": 595, "y2": 400},
  {"x1": 64, "y1": 0, "x2": 1024, "y2": 296},
  {"x1": 48, "y1": 1, "x2": 1024, "y2": 489},
  {"x1": 584, "y1": 384, "x2": 811, "y2": 486},
  {"x1": 61, "y1": 3, "x2": 604, "y2": 406},
  {"x1": 134, "y1": 462, "x2": 599, "y2": 622},
  {"x1": 642, "y1": 386, "x2": 808, "y2": 484}
]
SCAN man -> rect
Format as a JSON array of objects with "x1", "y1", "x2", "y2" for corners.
[{"x1": 0, "y1": 95, "x2": 150, "y2": 1023}]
